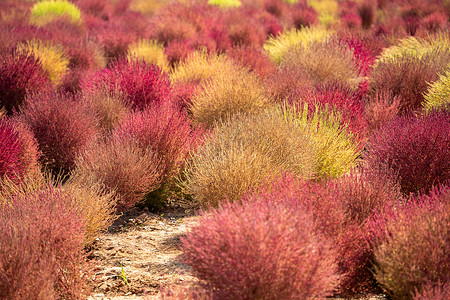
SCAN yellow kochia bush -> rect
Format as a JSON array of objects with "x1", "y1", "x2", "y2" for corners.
[
  {"x1": 16, "y1": 39, "x2": 69, "y2": 85},
  {"x1": 183, "y1": 108, "x2": 318, "y2": 208},
  {"x1": 190, "y1": 65, "x2": 272, "y2": 127},
  {"x1": 127, "y1": 40, "x2": 170, "y2": 73}
]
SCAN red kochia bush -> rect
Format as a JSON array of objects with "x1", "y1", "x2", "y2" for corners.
[
  {"x1": 18, "y1": 89, "x2": 99, "y2": 175},
  {"x1": 181, "y1": 191, "x2": 340, "y2": 300},
  {"x1": 364, "y1": 110, "x2": 450, "y2": 196},
  {"x1": 114, "y1": 102, "x2": 204, "y2": 183},
  {"x1": 0, "y1": 51, "x2": 49, "y2": 114},
  {"x1": 374, "y1": 185, "x2": 450, "y2": 299},
  {"x1": 0, "y1": 120, "x2": 40, "y2": 183},
  {"x1": 0, "y1": 188, "x2": 90, "y2": 299},
  {"x1": 82, "y1": 59, "x2": 172, "y2": 110}
]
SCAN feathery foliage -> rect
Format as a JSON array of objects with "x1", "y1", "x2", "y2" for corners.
[{"x1": 30, "y1": 0, "x2": 82, "y2": 27}]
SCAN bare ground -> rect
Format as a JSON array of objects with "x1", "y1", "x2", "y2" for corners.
[{"x1": 87, "y1": 207, "x2": 386, "y2": 300}]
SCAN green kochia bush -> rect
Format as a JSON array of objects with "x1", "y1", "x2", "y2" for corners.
[{"x1": 30, "y1": 0, "x2": 82, "y2": 27}]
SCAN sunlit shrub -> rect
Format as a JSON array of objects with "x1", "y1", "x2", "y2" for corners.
[
  {"x1": 208, "y1": 0, "x2": 241, "y2": 8},
  {"x1": 190, "y1": 65, "x2": 272, "y2": 126},
  {"x1": 280, "y1": 39, "x2": 362, "y2": 88},
  {"x1": 423, "y1": 69, "x2": 450, "y2": 112},
  {"x1": 83, "y1": 59, "x2": 172, "y2": 110},
  {"x1": 74, "y1": 133, "x2": 162, "y2": 211},
  {"x1": 16, "y1": 39, "x2": 69, "y2": 85},
  {"x1": 181, "y1": 191, "x2": 340, "y2": 299},
  {"x1": 183, "y1": 108, "x2": 317, "y2": 208},
  {"x1": 364, "y1": 111, "x2": 450, "y2": 196},
  {"x1": 0, "y1": 185, "x2": 91, "y2": 299},
  {"x1": 127, "y1": 39, "x2": 170, "y2": 73},
  {"x1": 30, "y1": 0, "x2": 82, "y2": 27},
  {"x1": 307, "y1": 0, "x2": 338, "y2": 26},
  {"x1": 369, "y1": 47, "x2": 450, "y2": 112},
  {"x1": 129, "y1": 0, "x2": 169, "y2": 15},
  {"x1": 0, "y1": 50, "x2": 49, "y2": 114},
  {"x1": 264, "y1": 26, "x2": 332, "y2": 64},
  {"x1": 0, "y1": 119, "x2": 40, "y2": 183},
  {"x1": 17, "y1": 89, "x2": 99, "y2": 175},
  {"x1": 374, "y1": 186, "x2": 450, "y2": 299},
  {"x1": 282, "y1": 104, "x2": 360, "y2": 177},
  {"x1": 170, "y1": 50, "x2": 236, "y2": 84}
]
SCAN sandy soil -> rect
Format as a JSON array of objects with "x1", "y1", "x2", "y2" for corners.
[{"x1": 87, "y1": 207, "x2": 387, "y2": 300}]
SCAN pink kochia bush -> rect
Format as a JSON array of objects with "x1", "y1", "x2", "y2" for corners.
[
  {"x1": 364, "y1": 110, "x2": 450, "y2": 196},
  {"x1": 0, "y1": 119, "x2": 40, "y2": 183},
  {"x1": 0, "y1": 187, "x2": 90, "y2": 299},
  {"x1": 114, "y1": 102, "x2": 204, "y2": 184},
  {"x1": 82, "y1": 59, "x2": 172, "y2": 111},
  {"x1": 374, "y1": 185, "x2": 450, "y2": 299},
  {"x1": 0, "y1": 51, "x2": 48, "y2": 114},
  {"x1": 17, "y1": 89, "x2": 99, "y2": 175},
  {"x1": 181, "y1": 187, "x2": 340, "y2": 300}
]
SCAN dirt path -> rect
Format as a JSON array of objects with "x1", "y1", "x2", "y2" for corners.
[{"x1": 87, "y1": 208, "x2": 199, "y2": 300}]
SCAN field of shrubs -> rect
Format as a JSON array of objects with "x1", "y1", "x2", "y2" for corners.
[{"x1": 1, "y1": 0, "x2": 450, "y2": 299}]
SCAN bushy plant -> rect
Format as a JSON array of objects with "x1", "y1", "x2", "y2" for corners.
[
  {"x1": 128, "y1": 0, "x2": 169, "y2": 15},
  {"x1": 16, "y1": 39, "x2": 69, "y2": 85},
  {"x1": 0, "y1": 51, "x2": 49, "y2": 114},
  {"x1": 82, "y1": 59, "x2": 172, "y2": 111},
  {"x1": 94, "y1": 25, "x2": 138, "y2": 65},
  {"x1": 81, "y1": 88, "x2": 131, "y2": 133},
  {"x1": 183, "y1": 108, "x2": 317, "y2": 208},
  {"x1": 227, "y1": 46, "x2": 276, "y2": 77},
  {"x1": 280, "y1": 39, "x2": 362, "y2": 88},
  {"x1": 208, "y1": 0, "x2": 242, "y2": 8},
  {"x1": 181, "y1": 192, "x2": 340, "y2": 299},
  {"x1": 170, "y1": 50, "x2": 236, "y2": 84},
  {"x1": 364, "y1": 110, "x2": 450, "y2": 196},
  {"x1": 364, "y1": 90, "x2": 402, "y2": 132},
  {"x1": 297, "y1": 84, "x2": 369, "y2": 147},
  {"x1": 413, "y1": 281, "x2": 450, "y2": 300},
  {"x1": 190, "y1": 65, "x2": 272, "y2": 126},
  {"x1": 263, "y1": 26, "x2": 332, "y2": 64},
  {"x1": 266, "y1": 66, "x2": 315, "y2": 102},
  {"x1": 114, "y1": 102, "x2": 204, "y2": 184},
  {"x1": 0, "y1": 119, "x2": 40, "y2": 183},
  {"x1": 374, "y1": 186, "x2": 450, "y2": 299},
  {"x1": 0, "y1": 185, "x2": 91, "y2": 299},
  {"x1": 30, "y1": 0, "x2": 82, "y2": 27},
  {"x1": 74, "y1": 133, "x2": 162, "y2": 211},
  {"x1": 282, "y1": 104, "x2": 360, "y2": 177},
  {"x1": 126, "y1": 39, "x2": 170, "y2": 73},
  {"x1": 369, "y1": 47, "x2": 450, "y2": 112},
  {"x1": 307, "y1": 0, "x2": 338, "y2": 26},
  {"x1": 17, "y1": 89, "x2": 99, "y2": 175},
  {"x1": 423, "y1": 69, "x2": 450, "y2": 112}
]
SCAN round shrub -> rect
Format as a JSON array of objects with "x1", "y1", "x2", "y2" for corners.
[
  {"x1": 374, "y1": 186, "x2": 450, "y2": 299},
  {"x1": 282, "y1": 104, "x2": 360, "y2": 177},
  {"x1": 16, "y1": 39, "x2": 70, "y2": 85},
  {"x1": 181, "y1": 194, "x2": 340, "y2": 299},
  {"x1": 0, "y1": 51, "x2": 49, "y2": 114},
  {"x1": 0, "y1": 186, "x2": 90, "y2": 299},
  {"x1": 190, "y1": 65, "x2": 272, "y2": 126},
  {"x1": 183, "y1": 108, "x2": 317, "y2": 208},
  {"x1": 264, "y1": 26, "x2": 332, "y2": 64},
  {"x1": 74, "y1": 133, "x2": 162, "y2": 211},
  {"x1": 0, "y1": 119, "x2": 40, "y2": 183},
  {"x1": 423, "y1": 69, "x2": 450, "y2": 112},
  {"x1": 364, "y1": 110, "x2": 450, "y2": 196},
  {"x1": 280, "y1": 39, "x2": 362, "y2": 88},
  {"x1": 82, "y1": 59, "x2": 172, "y2": 111},
  {"x1": 369, "y1": 47, "x2": 450, "y2": 113},
  {"x1": 114, "y1": 102, "x2": 204, "y2": 184},
  {"x1": 30, "y1": 0, "x2": 82, "y2": 27},
  {"x1": 17, "y1": 89, "x2": 99, "y2": 175},
  {"x1": 126, "y1": 39, "x2": 170, "y2": 73}
]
